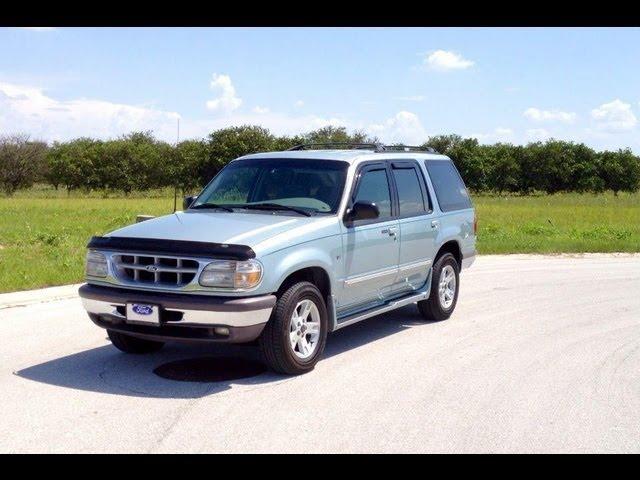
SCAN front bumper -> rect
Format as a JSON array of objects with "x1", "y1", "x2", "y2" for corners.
[{"x1": 78, "y1": 284, "x2": 276, "y2": 343}]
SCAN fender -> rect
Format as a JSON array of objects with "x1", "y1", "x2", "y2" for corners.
[
  {"x1": 269, "y1": 247, "x2": 337, "y2": 292},
  {"x1": 435, "y1": 226, "x2": 462, "y2": 254},
  {"x1": 260, "y1": 239, "x2": 341, "y2": 330}
]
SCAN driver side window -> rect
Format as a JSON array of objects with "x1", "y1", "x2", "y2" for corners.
[{"x1": 353, "y1": 168, "x2": 392, "y2": 219}]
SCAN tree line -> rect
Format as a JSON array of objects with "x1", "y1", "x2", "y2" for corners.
[{"x1": 1, "y1": 126, "x2": 639, "y2": 196}]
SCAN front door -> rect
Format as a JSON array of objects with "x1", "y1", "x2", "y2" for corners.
[{"x1": 338, "y1": 163, "x2": 400, "y2": 315}]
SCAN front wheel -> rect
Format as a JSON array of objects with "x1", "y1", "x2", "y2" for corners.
[
  {"x1": 417, "y1": 252, "x2": 460, "y2": 321},
  {"x1": 259, "y1": 281, "x2": 328, "y2": 375},
  {"x1": 107, "y1": 330, "x2": 165, "y2": 354}
]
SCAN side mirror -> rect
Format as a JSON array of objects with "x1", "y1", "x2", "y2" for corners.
[
  {"x1": 183, "y1": 195, "x2": 197, "y2": 210},
  {"x1": 345, "y1": 200, "x2": 380, "y2": 224}
]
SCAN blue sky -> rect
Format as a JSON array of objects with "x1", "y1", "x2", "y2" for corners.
[{"x1": 1, "y1": 27, "x2": 639, "y2": 151}]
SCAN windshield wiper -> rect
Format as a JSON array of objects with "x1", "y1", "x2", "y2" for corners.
[
  {"x1": 189, "y1": 203, "x2": 234, "y2": 212},
  {"x1": 238, "y1": 203, "x2": 313, "y2": 217}
]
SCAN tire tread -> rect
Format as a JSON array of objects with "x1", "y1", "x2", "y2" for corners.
[{"x1": 259, "y1": 281, "x2": 327, "y2": 375}]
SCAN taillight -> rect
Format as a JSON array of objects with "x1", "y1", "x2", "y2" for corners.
[{"x1": 473, "y1": 213, "x2": 478, "y2": 236}]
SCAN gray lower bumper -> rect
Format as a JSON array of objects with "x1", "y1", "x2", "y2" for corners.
[{"x1": 79, "y1": 284, "x2": 275, "y2": 343}]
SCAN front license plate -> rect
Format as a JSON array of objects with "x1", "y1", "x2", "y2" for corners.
[{"x1": 126, "y1": 303, "x2": 160, "y2": 325}]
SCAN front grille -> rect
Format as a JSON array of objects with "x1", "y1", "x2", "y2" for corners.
[{"x1": 113, "y1": 254, "x2": 200, "y2": 287}]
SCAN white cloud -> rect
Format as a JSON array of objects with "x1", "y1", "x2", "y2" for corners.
[
  {"x1": 394, "y1": 95, "x2": 426, "y2": 102},
  {"x1": 294, "y1": 100, "x2": 304, "y2": 108},
  {"x1": 0, "y1": 81, "x2": 180, "y2": 142},
  {"x1": 205, "y1": 74, "x2": 242, "y2": 113},
  {"x1": 526, "y1": 128, "x2": 551, "y2": 141},
  {"x1": 495, "y1": 127, "x2": 513, "y2": 136},
  {"x1": 0, "y1": 80, "x2": 432, "y2": 147},
  {"x1": 424, "y1": 50, "x2": 474, "y2": 72},
  {"x1": 524, "y1": 107, "x2": 576, "y2": 123},
  {"x1": 179, "y1": 112, "x2": 347, "y2": 140},
  {"x1": 252, "y1": 106, "x2": 269, "y2": 114},
  {"x1": 20, "y1": 27, "x2": 57, "y2": 32},
  {"x1": 366, "y1": 111, "x2": 427, "y2": 144},
  {"x1": 591, "y1": 99, "x2": 637, "y2": 132},
  {"x1": 0, "y1": 80, "x2": 349, "y2": 143}
]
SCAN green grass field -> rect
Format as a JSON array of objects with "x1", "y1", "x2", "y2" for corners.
[{"x1": 0, "y1": 190, "x2": 638, "y2": 293}]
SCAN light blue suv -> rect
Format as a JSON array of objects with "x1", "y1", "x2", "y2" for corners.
[{"x1": 79, "y1": 144, "x2": 476, "y2": 374}]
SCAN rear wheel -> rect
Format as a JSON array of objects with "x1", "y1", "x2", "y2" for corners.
[
  {"x1": 107, "y1": 330, "x2": 165, "y2": 354},
  {"x1": 259, "y1": 281, "x2": 328, "y2": 375},
  {"x1": 417, "y1": 252, "x2": 460, "y2": 321}
]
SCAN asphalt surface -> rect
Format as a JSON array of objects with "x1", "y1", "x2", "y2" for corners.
[{"x1": 1, "y1": 254, "x2": 639, "y2": 453}]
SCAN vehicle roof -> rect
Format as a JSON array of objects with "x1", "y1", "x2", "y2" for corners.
[{"x1": 234, "y1": 149, "x2": 451, "y2": 165}]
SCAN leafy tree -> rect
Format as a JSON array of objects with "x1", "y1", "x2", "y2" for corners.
[
  {"x1": 202, "y1": 126, "x2": 276, "y2": 183},
  {"x1": 485, "y1": 143, "x2": 522, "y2": 194},
  {"x1": 0, "y1": 134, "x2": 47, "y2": 195},
  {"x1": 424, "y1": 135, "x2": 485, "y2": 191},
  {"x1": 569, "y1": 143, "x2": 603, "y2": 193},
  {"x1": 423, "y1": 134, "x2": 463, "y2": 155},
  {"x1": 10, "y1": 126, "x2": 640, "y2": 197},
  {"x1": 599, "y1": 149, "x2": 640, "y2": 195},
  {"x1": 169, "y1": 139, "x2": 209, "y2": 194},
  {"x1": 302, "y1": 126, "x2": 375, "y2": 145},
  {"x1": 94, "y1": 132, "x2": 173, "y2": 194}
]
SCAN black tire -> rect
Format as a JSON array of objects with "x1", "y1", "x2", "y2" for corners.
[
  {"x1": 259, "y1": 281, "x2": 328, "y2": 375},
  {"x1": 107, "y1": 329, "x2": 165, "y2": 354},
  {"x1": 417, "y1": 252, "x2": 460, "y2": 322}
]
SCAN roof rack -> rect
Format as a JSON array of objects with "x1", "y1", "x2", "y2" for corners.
[
  {"x1": 287, "y1": 143, "x2": 438, "y2": 154},
  {"x1": 381, "y1": 145, "x2": 437, "y2": 154},
  {"x1": 288, "y1": 143, "x2": 382, "y2": 151}
]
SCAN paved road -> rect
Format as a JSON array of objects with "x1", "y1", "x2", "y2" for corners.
[{"x1": 1, "y1": 254, "x2": 639, "y2": 453}]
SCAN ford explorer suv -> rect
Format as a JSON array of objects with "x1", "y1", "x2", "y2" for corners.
[{"x1": 79, "y1": 143, "x2": 476, "y2": 375}]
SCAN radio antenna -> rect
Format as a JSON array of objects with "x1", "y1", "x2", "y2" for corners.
[{"x1": 173, "y1": 117, "x2": 180, "y2": 213}]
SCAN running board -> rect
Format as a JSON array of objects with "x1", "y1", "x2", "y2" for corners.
[{"x1": 334, "y1": 291, "x2": 428, "y2": 330}]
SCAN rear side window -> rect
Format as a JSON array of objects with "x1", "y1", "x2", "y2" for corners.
[
  {"x1": 424, "y1": 160, "x2": 472, "y2": 212},
  {"x1": 392, "y1": 167, "x2": 427, "y2": 216}
]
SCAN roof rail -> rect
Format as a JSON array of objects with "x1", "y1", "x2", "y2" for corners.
[
  {"x1": 287, "y1": 143, "x2": 382, "y2": 151},
  {"x1": 287, "y1": 143, "x2": 438, "y2": 154},
  {"x1": 379, "y1": 145, "x2": 437, "y2": 153}
]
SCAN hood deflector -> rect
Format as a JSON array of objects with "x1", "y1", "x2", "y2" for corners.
[{"x1": 87, "y1": 236, "x2": 256, "y2": 261}]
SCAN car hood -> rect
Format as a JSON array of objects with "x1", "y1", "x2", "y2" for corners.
[{"x1": 106, "y1": 210, "x2": 340, "y2": 256}]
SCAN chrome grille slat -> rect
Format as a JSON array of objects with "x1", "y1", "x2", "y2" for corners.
[
  {"x1": 113, "y1": 254, "x2": 200, "y2": 287},
  {"x1": 114, "y1": 263, "x2": 198, "y2": 273}
]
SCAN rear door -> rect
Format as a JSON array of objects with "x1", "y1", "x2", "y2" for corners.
[
  {"x1": 389, "y1": 160, "x2": 437, "y2": 294},
  {"x1": 339, "y1": 162, "x2": 400, "y2": 313}
]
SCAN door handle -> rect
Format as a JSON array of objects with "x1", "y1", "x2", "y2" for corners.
[
  {"x1": 431, "y1": 220, "x2": 439, "y2": 229},
  {"x1": 383, "y1": 227, "x2": 398, "y2": 240}
]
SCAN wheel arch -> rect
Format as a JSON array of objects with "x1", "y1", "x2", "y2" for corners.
[
  {"x1": 275, "y1": 265, "x2": 332, "y2": 299},
  {"x1": 274, "y1": 264, "x2": 338, "y2": 332},
  {"x1": 435, "y1": 239, "x2": 462, "y2": 268}
]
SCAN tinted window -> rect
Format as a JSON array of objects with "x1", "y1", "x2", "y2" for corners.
[
  {"x1": 424, "y1": 160, "x2": 472, "y2": 212},
  {"x1": 392, "y1": 167, "x2": 426, "y2": 216},
  {"x1": 353, "y1": 168, "x2": 392, "y2": 218},
  {"x1": 194, "y1": 159, "x2": 348, "y2": 214}
]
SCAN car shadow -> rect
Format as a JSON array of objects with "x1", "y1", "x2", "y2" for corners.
[{"x1": 15, "y1": 305, "x2": 429, "y2": 399}]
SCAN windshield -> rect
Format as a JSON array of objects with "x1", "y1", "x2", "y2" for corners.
[{"x1": 192, "y1": 158, "x2": 349, "y2": 214}]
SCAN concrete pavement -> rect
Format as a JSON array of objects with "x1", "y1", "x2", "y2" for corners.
[{"x1": 1, "y1": 254, "x2": 639, "y2": 453}]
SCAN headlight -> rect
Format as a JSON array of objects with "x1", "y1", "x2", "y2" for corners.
[
  {"x1": 199, "y1": 259, "x2": 263, "y2": 289},
  {"x1": 86, "y1": 250, "x2": 108, "y2": 278}
]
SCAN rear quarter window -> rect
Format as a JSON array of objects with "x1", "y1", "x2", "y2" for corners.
[{"x1": 424, "y1": 160, "x2": 472, "y2": 212}]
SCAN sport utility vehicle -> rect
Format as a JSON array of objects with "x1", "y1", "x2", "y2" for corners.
[{"x1": 79, "y1": 144, "x2": 476, "y2": 374}]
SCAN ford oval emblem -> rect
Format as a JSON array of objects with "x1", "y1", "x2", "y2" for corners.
[
  {"x1": 145, "y1": 265, "x2": 159, "y2": 272},
  {"x1": 132, "y1": 304, "x2": 153, "y2": 315}
]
